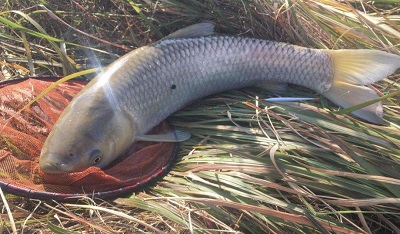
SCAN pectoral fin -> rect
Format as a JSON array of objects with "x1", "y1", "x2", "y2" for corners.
[
  {"x1": 136, "y1": 130, "x2": 191, "y2": 142},
  {"x1": 163, "y1": 23, "x2": 215, "y2": 40}
]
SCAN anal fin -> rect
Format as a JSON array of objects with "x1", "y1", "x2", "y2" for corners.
[{"x1": 322, "y1": 81, "x2": 384, "y2": 124}]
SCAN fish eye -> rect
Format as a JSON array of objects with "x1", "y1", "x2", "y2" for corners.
[
  {"x1": 90, "y1": 149, "x2": 102, "y2": 164},
  {"x1": 93, "y1": 156, "x2": 101, "y2": 164},
  {"x1": 68, "y1": 152, "x2": 74, "y2": 158}
]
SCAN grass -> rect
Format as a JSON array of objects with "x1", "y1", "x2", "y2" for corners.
[{"x1": 1, "y1": 0, "x2": 400, "y2": 233}]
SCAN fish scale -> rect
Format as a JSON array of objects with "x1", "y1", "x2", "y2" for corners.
[
  {"x1": 39, "y1": 26, "x2": 400, "y2": 173},
  {"x1": 106, "y1": 36, "x2": 334, "y2": 134}
]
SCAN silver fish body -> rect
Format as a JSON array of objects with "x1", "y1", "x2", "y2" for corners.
[
  {"x1": 105, "y1": 36, "x2": 334, "y2": 135},
  {"x1": 39, "y1": 35, "x2": 400, "y2": 173}
]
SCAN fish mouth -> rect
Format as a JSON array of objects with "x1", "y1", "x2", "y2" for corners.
[
  {"x1": 40, "y1": 162, "x2": 67, "y2": 174},
  {"x1": 39, "y1": 151, "x2": 85, "y2": 173},
  {"x1": 40, "y1": 159, "x2": 81, "y2": 174},
  {"x1": 40, "y1": 160, "x2": 89, "y2": 174}
]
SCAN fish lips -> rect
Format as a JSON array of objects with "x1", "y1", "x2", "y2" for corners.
[
  {"x1": 39, "y1": 153, "x2": 86, "y2": 174},
  {"x1": 40, "y1": 162, "x2": 66, "y2": 174}
]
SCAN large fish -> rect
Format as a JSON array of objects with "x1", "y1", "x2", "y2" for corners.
[{"x1": 39, "y1": 23, "x2": 400, "y2": 173}]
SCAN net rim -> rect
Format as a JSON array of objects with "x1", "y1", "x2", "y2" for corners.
[{"x1": 0, "y1": 77, "x2": 179, "y2": 200}]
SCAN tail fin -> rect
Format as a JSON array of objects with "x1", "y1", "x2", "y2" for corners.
[{"x1": 322, "y1": 49, "x2": 400, "y2": 124}]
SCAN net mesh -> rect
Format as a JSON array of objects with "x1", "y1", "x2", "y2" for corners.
[{"x1": 0, "y1": 78, "x2": 176, "y2": 199}]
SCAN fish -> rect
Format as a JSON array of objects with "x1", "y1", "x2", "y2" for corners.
[{"x1": 39, "y1": 23, "x2": 400, "y2": 173}]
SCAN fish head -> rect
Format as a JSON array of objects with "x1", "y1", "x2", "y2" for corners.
[{"x1": 39, "y1": 93, "x2": 134, "y2": 174}]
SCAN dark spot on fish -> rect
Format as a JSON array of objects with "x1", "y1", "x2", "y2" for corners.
[{"x1": 170, "y1": 84, "x2": 176, "y2": 90}]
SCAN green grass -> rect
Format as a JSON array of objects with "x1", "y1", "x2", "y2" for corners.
[{"x1": 1, "y1": 0, "x2": 400, "y2": 233}]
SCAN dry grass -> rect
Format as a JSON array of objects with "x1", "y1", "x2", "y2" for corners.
[{"x1": 1, "y1": 0, "x2": 400, "y2": 233}]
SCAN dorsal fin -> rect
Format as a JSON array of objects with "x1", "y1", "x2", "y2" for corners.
[{"x1": 163, "y1": 23, "x2": 215, "y2": 40}]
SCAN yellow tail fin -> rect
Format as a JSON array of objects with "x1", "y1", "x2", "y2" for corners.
[{"x1": 322, "y1": 49, "x2": 400, "y2": 124}]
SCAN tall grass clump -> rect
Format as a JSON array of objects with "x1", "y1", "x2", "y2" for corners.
[{"x1": 0, "y1": 0, "x2": 399, "y2": 233}]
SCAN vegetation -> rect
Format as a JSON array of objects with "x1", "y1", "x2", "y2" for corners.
[{"x1": 1, "y1": 0, "x2": 399, "y2": 233}]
